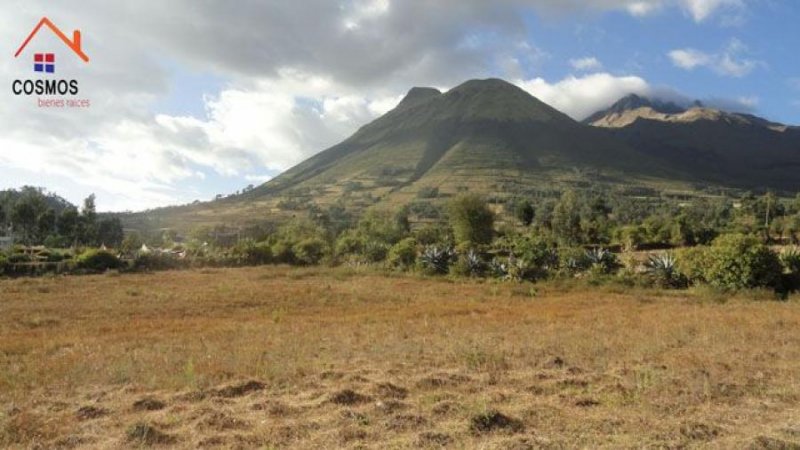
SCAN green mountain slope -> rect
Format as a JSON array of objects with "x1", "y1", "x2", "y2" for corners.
[{"x1": 126, "y1": 79, "x2": 800, "y2": 231}]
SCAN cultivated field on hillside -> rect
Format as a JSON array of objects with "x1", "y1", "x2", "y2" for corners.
[{"x1": 2, "y1": 267, "x2": 800, "y2": 448}]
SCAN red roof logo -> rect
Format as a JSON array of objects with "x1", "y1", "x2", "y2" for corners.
[{"x1": 14, "y1": 17, "x2": 89, "y2": 63}]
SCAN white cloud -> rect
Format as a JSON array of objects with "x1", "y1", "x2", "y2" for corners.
[
  {"x1": 668, "y1": 49, "x2": 712, "y2": 70},
  {"x1": 569, "y1": 57, "x2": 603, "y2": 72},
  {"x1": 669, "y1": 38, "x2": 761, "y2": 77},
  {"x1": 681, "y1": 0, "x2": 743, "y2": 22},
  {"x1": 516, "y1": 73, "x2": 651, "y2": 120}
]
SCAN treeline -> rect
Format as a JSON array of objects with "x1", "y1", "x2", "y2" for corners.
[
  {"x1": 3, "y1": 187, "x2": 800, "y2": 296},
  {"x1": 0, "y1": 187, "x2": 123, "y2": 247},
  {"x1": 114, "y1": 190, "x2": 799, "y2": 295}
]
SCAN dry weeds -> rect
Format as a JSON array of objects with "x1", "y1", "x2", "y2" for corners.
[{"x1": 1, "y1": 266, "x2": 800, "y2": 448}]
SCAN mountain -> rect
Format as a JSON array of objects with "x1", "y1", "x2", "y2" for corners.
[
  {"x1": 583, "y1": 93, "x2": 686, "y2": 126},
  {"x1": 584, "y1": 94, "x2": 800, "y2": 191},
  {"x1": 251, "y1": 79, "x2": 670, "y2": 201},
  {"x1": 127, "y1": 80, "x2": 800, "y2": 232}
]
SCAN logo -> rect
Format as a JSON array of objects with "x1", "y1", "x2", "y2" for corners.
[
  {"x1": 12, "y1": 17, "x2": 91, "y2": 108},
  {"x1": 34, "y1": 53, "x2": 56, "y2": 73}
]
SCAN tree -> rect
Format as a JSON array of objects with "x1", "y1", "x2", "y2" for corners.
[
  {"x1": 57, "y1": 206, "x2": 79, "y2": 246},
  {"x1": 511, "y1": 199, "x2": 535, "y2": 226},
  {"x1": 11, "y1": 199, "x2": 40, "y2": 244},
  {"x1": 78, "y1": 194, "x2": 98, "y2": 245},
  {"x1": 35, "y1": 208, "x2": 56, "y2": 244},
  {"x1": 551, "y1": 190, "x2": 582, "y2": 245},
  {"x1": 120, "y1": 232, "x2": 144, "y2": 255},
  {"x1": 447, "y1": 194, "x2": 494, "y2": 247},
  {"x1": 96, "y1": 217, "x2": 124, "y2": 247}
]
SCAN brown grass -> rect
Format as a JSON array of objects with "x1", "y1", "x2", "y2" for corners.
[{"x1": 1, "y1": 266, "x2": 800, "y2": 448}]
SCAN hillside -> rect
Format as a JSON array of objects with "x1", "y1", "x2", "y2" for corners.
[
  {"x1": 124, "y1": 79, "x2": 800, "y2": 232},
  {"x1": 586, "y1": 94, "x2": 800, "y2": 191}
]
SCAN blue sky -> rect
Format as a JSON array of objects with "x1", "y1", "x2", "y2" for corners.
[
  {"x1": 1, "y1": 0, "x2": 798, "y2": 211},
  {"x1": 517, "y1": 2, "x2": 798, "y2": 123}
]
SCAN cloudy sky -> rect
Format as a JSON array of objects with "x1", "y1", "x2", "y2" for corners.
[{"x1": 1, "y1": 0, "x2": 798, "y2": 211}]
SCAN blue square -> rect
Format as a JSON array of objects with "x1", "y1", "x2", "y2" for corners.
[
  {"x1": 34, "y1": 63, "x2": 43, "y2": 72},
  {"x1": 45, "y1": 64, "x2": 54, "y2": 73}
]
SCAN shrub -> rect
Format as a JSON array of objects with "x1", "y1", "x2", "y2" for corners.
[
  {"x1": 45, "y1": 250, "x2": 70, "y2": 263},
  {"x1": 0, "y1": 253, "x2": 7, "y2": 275},
  {"x1": 388, "y1": 238, "x2": 418, "y2": 269},
  {"x1": 133, "y1": 253, "x2": 182, "y2": 272},
  {"x1": 675, "y1": 246, "x2": 709, "y2": 284},
  {"x1": 334, "y1": 232, "x2": 364, "y2": 257},
  {"x1": 271, "y1": 240, "x2": 296, "y2": 264},
  {"x1": 617, "y1": 225, "x2": 647, "y2": 251},
  {"x1": 413, "y1": 224, "x2": 452, "y2": 246},
  {"x1": 417, "y1": 186, "x2": 439, "y2": 199},
  {"x1": 418, "y1": 245, "x2": 455, "y2": 275},
  {"x1": 293, "y1": 238, "x2": 328, "y2": 265},
  {"x1": 232, "y1": 240, "x2": 272, "y2": 265},
  {"x1": 8, "y1": 253, "x2": 32, "y2": 264},
  {"x1": 702, "y1": 234, "x2": 782, "y2": 291},
  {"x1": 76, "y1": 249, "x2": 122, "y2": 272},
  {"x1": 362, "y1": 241, "x2": 389, "y2": 263}
]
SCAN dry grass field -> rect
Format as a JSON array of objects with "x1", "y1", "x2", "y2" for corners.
[{"x1": 2, "y1": 267, "x2": 800, "y2": 449}]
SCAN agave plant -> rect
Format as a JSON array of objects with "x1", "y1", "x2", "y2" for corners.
[
  {"x1": 585, "y1": 247, "x2": 619, "y2": 273},
  {"x1": 463, "y1": 249, "x2": 486, "y2": 277},
  {"x1": 419, "y1": 245, "x2": 455, "y2": 275},
  {"x1": 488, "y1": 257, "x2": 509, "y2": 279},
  {"x1": 645, "y1": 252, "x2": 677, "y2": 275},
  {"x1": 644, "y1": 252, "x2": 688, "y2": 289},
  {"x1": 780, "y1": 247, "x2": 800, "y2": 274}
]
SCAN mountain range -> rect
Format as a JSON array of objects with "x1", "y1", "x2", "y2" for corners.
[{"x1": 127, "y1": 78, "x2": 800, "y2": 231}]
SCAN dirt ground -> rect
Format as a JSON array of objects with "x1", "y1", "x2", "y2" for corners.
[{"x1": 2, "y1": 266, "x2": 800, "y2": 449}]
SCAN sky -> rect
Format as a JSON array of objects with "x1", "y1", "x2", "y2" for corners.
[{"x1": 1, "y1": 0, "x2": 798, "y2": 212}]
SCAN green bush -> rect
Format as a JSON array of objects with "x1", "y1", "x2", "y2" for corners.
[
  {"x1": 362, "y1": 241, "x2": 389, "y2": 263},
  {"x1": 232, "y1": 240, "x2": 272, "y2": 265},
  {"x1": 0, "y1": 254, "x2": 7, "y2": 275},
  {"x1": 388, "y1": 238, "x2": 418, "y2": 269},
  {"x1": 702, "y1": 234, "x2": 782, "y2": 291},
  {"x1": 76, "y1": 249, "x2": 122, "y2": 272},
  {"x1": 8, "y1": 253, "x2": 32, "y2": 264},
  {"x1": 334, "y1": 232, "x2": 364, "y2": 257},
  {"x1": 675, "y1": 246, "x2": 709, "y2": 284},
  {"x1": 293, "y1": 238, "x2": 328, "y2": 266},
  {"x1": 271, "y1": 240, "x2": 296, "y2": 264},
  {"x1": 45, "y1": 250, "x2": 70, "y2": 262},
  {"x1": 133, "y1": 253, "x2": 182, "y2": 271}
]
